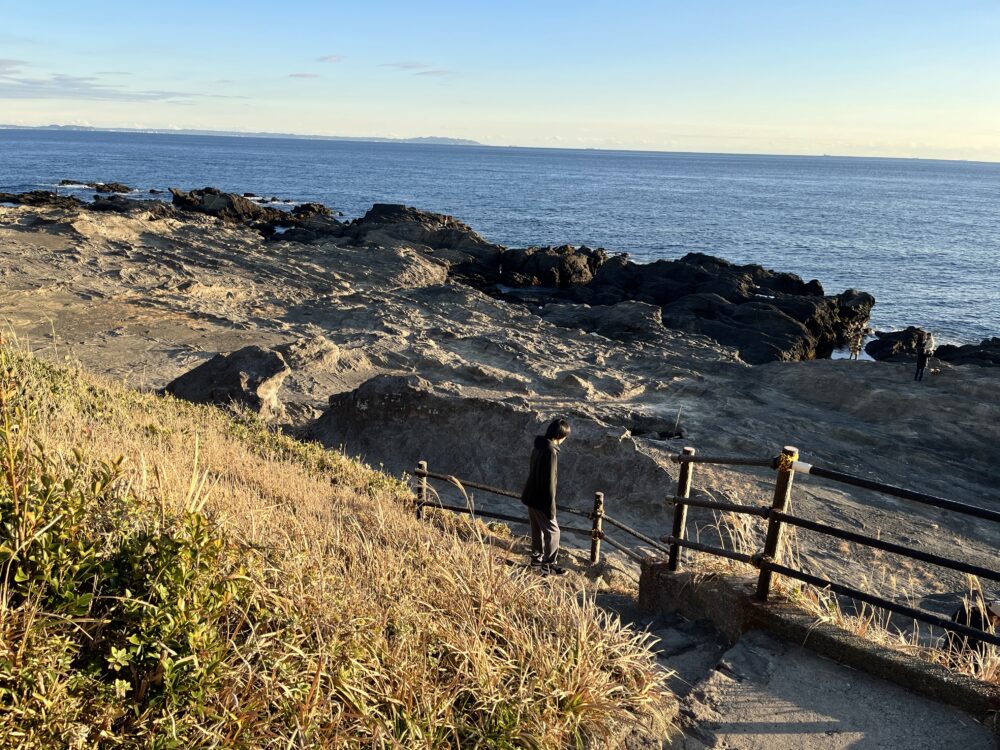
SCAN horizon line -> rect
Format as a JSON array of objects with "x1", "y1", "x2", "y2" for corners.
[{"x1": 1, "y1": 123, "x2": 998, "y2": 166}]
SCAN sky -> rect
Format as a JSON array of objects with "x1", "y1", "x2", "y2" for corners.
[{"x1": 2, "y1": 1, "x2": 1000, "y2": 160}]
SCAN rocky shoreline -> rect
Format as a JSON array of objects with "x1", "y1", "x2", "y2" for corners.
[{"x1": 1, "y1": 185, "x2": 997, "y2": 614}]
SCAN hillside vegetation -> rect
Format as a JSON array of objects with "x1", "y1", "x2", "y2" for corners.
[{"x1": 0, "y1": 338, "x2": 667, "y2": 749}]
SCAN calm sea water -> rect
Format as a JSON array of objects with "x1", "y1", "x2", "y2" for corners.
[{"x1": 2, "y1": 129, "x2": 998, "y2": 344}]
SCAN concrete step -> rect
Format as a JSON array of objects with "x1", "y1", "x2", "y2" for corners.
[{"x1": 671, "y1": 630, "x2": 994, "y2": 749}]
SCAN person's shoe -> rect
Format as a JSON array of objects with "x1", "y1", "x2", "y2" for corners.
[
  {"x1": 530, "y1": 559, "x2": 544, "y2": 568},
  {"x1": 542, "y1": 564, "x2": 567, "y2": 576}
]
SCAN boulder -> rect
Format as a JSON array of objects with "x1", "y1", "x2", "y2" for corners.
[
  {"x1": 935, "y1": 337, "x2": 1000, "y2": 367},
  {"x1": 499, "y1": 245, "x2": 608, "y2": 288},
  {"x1": 165, "y1": 345, "x2": 291, "y2": 420},
  {"x1": 168, "y1": 187, "x2": 286, "y2": 226},
  {"x1": 864, "y1": 327, "x2": 932, "y2": 361}
]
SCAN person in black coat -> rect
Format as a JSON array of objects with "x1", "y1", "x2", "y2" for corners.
[
  {"x1": 914, "y1": 333, "x2": 931, "y2": 381},
  {"x1": 521, "y1": 418, "x2": 571, "y2": 575}
]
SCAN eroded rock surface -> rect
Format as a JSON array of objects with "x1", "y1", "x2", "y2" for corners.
[{"x1": 1, "y1": 193, "x2": 997, "y2": 619}]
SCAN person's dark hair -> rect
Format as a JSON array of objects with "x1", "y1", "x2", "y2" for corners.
[{"x1": 545, "y1": 418, "x2": 571, "y2": 441}]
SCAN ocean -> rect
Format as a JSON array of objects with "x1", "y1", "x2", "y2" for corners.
[{"x1": 1, "y1": 128, "x2": 998, "y2": 345}]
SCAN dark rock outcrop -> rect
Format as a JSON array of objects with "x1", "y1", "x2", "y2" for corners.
[
  {"x1": 92, "y1": 181, "x2": 133, "y2": 193},
  {"x1": 864, "y1": 327, "x2": 931, "y2": 361},
  {"x1": 89, "y1": 195, "x2": 176, "y2": 218},
  {"x1": 0, "y1": 191, "x2": 84, "y2": 209},
  {"x1": 299, "y1": 205, "x2": 875, "y2": 364},
  {"x1": 291, "y1": 202, "x2": 332, "y2": 219},
  {"x1": 169, "y1": 187, "x2": 286, "y2": 227},
  {"x1": 935, "y1": 338, "x2": 1000, "y2": 367},
  {"x1": 165, "y1": 345, "x2": 291, "y2": 420},
  {"x1": 499, "y1": 245, "x2": 608, "y2": 288},
  {"x1": 543, "y1": 253, "x2": 874, "y2": 364}
]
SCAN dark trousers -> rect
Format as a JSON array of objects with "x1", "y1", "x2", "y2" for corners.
[
  {"x1": 915, "y1": 365, "x2": 925, "y2": 381},
  {"x1": 527, "y1": 506, "x2": 560, "y2": 565}
]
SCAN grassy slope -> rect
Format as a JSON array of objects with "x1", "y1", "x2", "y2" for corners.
[{"x1": 0, "y1": 340, "x2": 668, "y2": 749}]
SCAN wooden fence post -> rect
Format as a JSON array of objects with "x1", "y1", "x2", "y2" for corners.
[
  {"x1": 590, "y1": 492, "x2": 605, "y2": 564},
  {"x1": 667, "y1": 447, "x2": 696, "y2": 571},
  {"x1": 755, "y1": 446, "x2": 799, "y2": 602},
  {"x1": 416, "y1": 460, "x2": 427, "y2": 520}
]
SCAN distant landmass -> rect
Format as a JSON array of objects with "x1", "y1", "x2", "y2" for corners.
[{"x1": 0, "y1": 124, "x2": 481, "y2": 147}]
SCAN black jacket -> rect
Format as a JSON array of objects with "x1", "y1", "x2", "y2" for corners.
[{"x1": 521, "y1": 436, "x2": 559, "y2": 518}]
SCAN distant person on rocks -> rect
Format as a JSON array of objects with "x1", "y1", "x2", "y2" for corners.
[
  {"x1": 849, "y1": 332, "x2": 863, "y2": 360},
  {"x1": 914, "y1": 333, "x2": 931, "y2": 381},
  {"x1": 521, "y1": 418, "x2": 571, "y2": 576}
]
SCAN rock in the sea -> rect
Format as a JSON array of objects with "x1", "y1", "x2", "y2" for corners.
[
  {"x1": 935, "y1": 337, "x2": 1000, "y2": 367},
  {"x1": 59, "y1": 180, "x2": 133, "y2": 193},
  {"x1": 864, "y1": 326, "x2": 931, "y2": 361},
  {"x1": 169, "y1": 187, "x2": 286, "y2": 227},
  {"x1": 165, "y1": 345, "x2": 291, "y2": 420},
  {"x1": 92, "y1": 181, "x2": 133, "y2": 193}
]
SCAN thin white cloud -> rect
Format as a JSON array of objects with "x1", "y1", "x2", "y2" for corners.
[
  {"x1": 416, "y1": 69, "x2": 457, "y2": 77},
  {"x1": 318, "y1": 54, "x2": 344, "y2": 63},
  {"x1": 289, "y1": 73, "x2": 320, "y2": 79},
  {"x1": 381, "y1": 61, "x2": 430, "y2": 71},
  {"x1": 0, "y1": 72, "x2": 239, "y2": 102},
  {"x1": 0, "y1": 59, "x2": 26, "y2": 74}
]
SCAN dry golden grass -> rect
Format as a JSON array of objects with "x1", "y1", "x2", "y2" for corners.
[
  {"x1": 0, "y1": 338, "x2": 668, "y2": 749},
  {"x1": 688, "y1": 489, "x2": 1000, "y2": 685}
]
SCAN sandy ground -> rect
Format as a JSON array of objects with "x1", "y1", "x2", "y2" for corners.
[{"x1": 2, "y1": 202, "x2": 998, "y2": 628}]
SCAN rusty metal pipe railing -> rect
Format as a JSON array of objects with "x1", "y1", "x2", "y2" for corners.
[
  {"x1": 415, "y1": 467, "x2": 593, "y2": 519},
  {"x1": 773, "y1": 511, "x2": 1000, "y2": 584},
  {"x1": 663, "y1": 535, "x2": 756, "y2": 566},
  {"x1": 672, "y1": 496, "x2": 771, "y2": 518},
  {"x1": 671, "y1": 454, "x2": 778, "y2": 468},
  {"x1": 761, "y1": 560, "x2": 1000, "y2": 648},
  {"x1": 792, "y1": 462, "x2": 1000, "y2": 525},
  {"x1": 419, "y1": 502, "x2": 594, "y2": 540}
]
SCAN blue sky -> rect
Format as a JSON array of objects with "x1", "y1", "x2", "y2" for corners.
[{"x1": 2, "y1": 1, "x2": 999, "y2": 159}]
